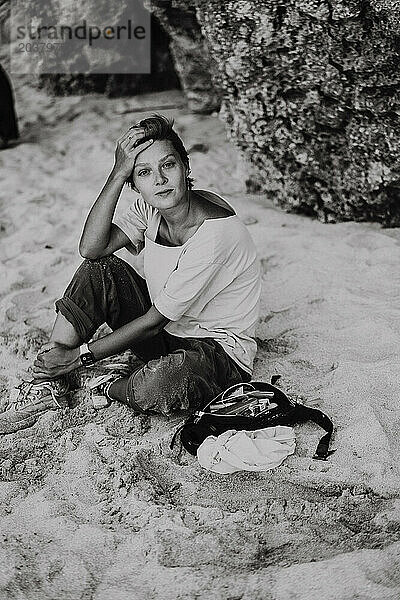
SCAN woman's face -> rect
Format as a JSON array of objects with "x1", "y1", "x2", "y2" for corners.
[{"x1": 132, "y1": 139, "x2": 188, "y2": 210}]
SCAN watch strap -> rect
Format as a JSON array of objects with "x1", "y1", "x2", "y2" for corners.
[{"x1": 79, "y1": 342, "x2": 96, "y2": 367}]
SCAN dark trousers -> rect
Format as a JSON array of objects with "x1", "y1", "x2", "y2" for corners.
[{"x1": 55, "y1": 255, "x2": 250, "y2": 415}]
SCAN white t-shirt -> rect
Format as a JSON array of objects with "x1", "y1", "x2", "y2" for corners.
[{"x1": 114, "y1": 190, "x2": 261, "y2": 374}]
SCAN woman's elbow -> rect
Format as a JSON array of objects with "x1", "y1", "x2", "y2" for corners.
[
  {"x1": 79, "y1": 243, "x2": 102, "y2": 260},
  {"x1": 149, "y1": 312, "x2": 170, "y2": 336}
]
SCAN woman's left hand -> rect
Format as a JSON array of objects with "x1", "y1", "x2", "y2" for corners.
[{"x1": 31, "y1": 342, "x2": 80, "y2": 380}]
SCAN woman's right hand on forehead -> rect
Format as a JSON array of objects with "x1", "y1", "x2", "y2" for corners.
[{"x1": 113, "y1": 126, "x2": 153, "y2": 179}]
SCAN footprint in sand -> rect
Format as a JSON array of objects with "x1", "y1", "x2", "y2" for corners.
[
  {"x1": 260, "y1": 255, "x2": 279, "y2": 277},
  {"x1": 4, "y1": 289, "x2": 51, "y2": 326},
  {"x1": 242, "y1": 215, "x2": 258, "y2": 225},
  {"x1": 11, "y1": 289, "x2": 47, "y2": 312},
  {"x1": 255, "y1": 330, "x2": 297, "y2": 355}
]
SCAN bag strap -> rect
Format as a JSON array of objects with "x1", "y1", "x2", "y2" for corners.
[
  {"x1": 220, "y1": 382, "x2": 255, "y2": 402},
  {"x1": 170, "y1": 422, "x2": 186, "y2": 450},
  {"x1": 270, "y1": 375, "x2": 334, "y2": 460},
  {"x1": 292, "y1": 404, "x2": 334, "y2": 460}
]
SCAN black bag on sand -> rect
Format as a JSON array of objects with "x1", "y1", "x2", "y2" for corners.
[{"x1": 171, "y1": 376, "x2": 334, "y2": 460}]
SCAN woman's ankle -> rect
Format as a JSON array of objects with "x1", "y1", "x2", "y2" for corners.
[{"x1": 106, "y1": 377, "x2": 129, "y2": 404}]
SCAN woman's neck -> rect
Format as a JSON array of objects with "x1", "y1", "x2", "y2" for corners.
[{"x1": 159, "y1": 190, "x2": 194, "y2": 231}]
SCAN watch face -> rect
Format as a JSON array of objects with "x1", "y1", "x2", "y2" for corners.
[{"x1": 81, "y1": 352, "x2": 95, "y2": 366}]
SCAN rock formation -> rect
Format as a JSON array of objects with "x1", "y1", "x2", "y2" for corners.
[
  {"x1": 156, "y1": 0, "x2": 400, "y2": 224},
  {"x1": 3, "y1": 0, "x2": 400, "y2": 223},
  {"x1": 39, "y1": 15, "x2": 180, "y2": 97},
  {"x1": 151, "y1": 0, "x2": 221, "y2": 113}
]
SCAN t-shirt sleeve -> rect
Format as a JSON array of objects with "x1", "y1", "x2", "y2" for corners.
[
  {"x1": 113, "y1": 197, "x2": 150, "y2": 254},
  {"x1": 154, "y1": 232, "x2": 235, "y2": 321}
]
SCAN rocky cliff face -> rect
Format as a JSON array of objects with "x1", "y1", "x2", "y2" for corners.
[
  {"x1": 157, "y1": 0, "x2": 400, "y2": 224},
  {"x1": 39, "y1": 14, "x2": 180, "y2": 97},
  {"x1": 3, "y1": 0, "x2": 400, "y2": 223},
  {"x1": 151, "y1": 1, "x2": 221, "y2": 113},
  {"x1": 0, "y1": 0, "x2": 179, "y2": 97}
]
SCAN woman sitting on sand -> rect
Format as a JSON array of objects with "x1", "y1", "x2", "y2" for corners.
[{"x1": 0, "y1": 115, "x2": 261, "y2": 434}]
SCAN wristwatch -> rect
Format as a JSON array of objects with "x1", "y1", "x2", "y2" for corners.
[{"x1": 79, "y1": 343, "x2": 96, "y2": 367}]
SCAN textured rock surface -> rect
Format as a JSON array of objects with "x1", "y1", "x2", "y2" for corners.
[
  {"x1": 39, "y1": 15, "x2": 180, "y2": 97},
  {"x1": 150, "y1": 1, "x2": 221, "y2": 113},
  {"x1": 187, "y1": 0, "x2": 400, "y2": 224},
  {"x1": 0, "y1": 0, "x2": 179, "y2": 97},
  {"x1": 3, "y1": 0, "x2": 400, "y2": 222}
]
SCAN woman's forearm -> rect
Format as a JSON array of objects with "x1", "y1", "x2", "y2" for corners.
[
  {"x1": 79, "y1": 168, "x2": 125, "y2": 258},
  {"x1": 88, "y1": 311, "x2": 168, "y2": 361},
  {"x1": 31, "y1": 308, "x2": 169, "y2": 380},
  {"x1": 79, "y1": 128, "x2": 153, "y2": 259}
]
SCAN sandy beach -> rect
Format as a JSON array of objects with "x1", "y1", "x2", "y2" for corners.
[{"x1": 1, "y1": 80, "x2": 400, "y2": 599}]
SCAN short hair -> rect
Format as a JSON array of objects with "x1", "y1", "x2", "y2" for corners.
[{"x1": 125, "y1": 114, "x2": 193, "y2": 190}]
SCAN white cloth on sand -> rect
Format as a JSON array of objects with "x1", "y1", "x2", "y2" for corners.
[{"x1": 197, "y1": 427, "x2": 296, "y2": 474}]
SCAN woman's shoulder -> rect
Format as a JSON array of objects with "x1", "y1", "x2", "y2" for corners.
[
  {"x1": 193, "y1": 189, "x2": 236, "y2": 217},
  {"x1": 187, "y1": 211, "x2": 255, "y2": 263}
]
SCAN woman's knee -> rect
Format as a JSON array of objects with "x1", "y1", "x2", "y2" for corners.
[
  {"x1": 126, "y1": 350, "x2": 218, "y2": 415},
  {"x1": 77, "y1": 254, "x2": 124, "y2": 274},
  {"x1": 67, "y1": 255, "x2": 131, "y2": 298},
  {"x1": 54, "y1": 257, "x2": 123, "y2": 340}
]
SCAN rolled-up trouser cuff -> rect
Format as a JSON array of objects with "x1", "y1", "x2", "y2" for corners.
[
  {"x1": 55, "y1": 296, "x2": 97, "y2": 343},
  {"x1": 126, "y1": 375, "x2": 147, "y2": 414}
]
